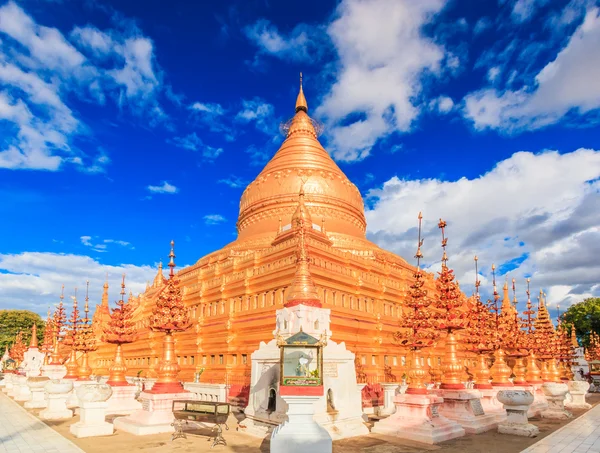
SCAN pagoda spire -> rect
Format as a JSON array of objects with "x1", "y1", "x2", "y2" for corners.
[
  {"x1": 285, "y1": 223, "x2": 320, "y2": 309},
  {"x1": 571, "y1": 324, "x2": 579, "y2": 348},
  {"x1": 295, "y1": 72, "x2": 308, "y2": 113},
  {"x1": 501, "y1": 278, "x2": 512, "y2": 314},
  {"x1": 29, "y1": 323, "x2": 38, "y2": 349},
  {"x1": 101, "y1": 274, "x2": 109, "y2": 309},
  {"x1": 153, "y1": 261, "x2": 164, "y2": 287},
  {"x1": 291, "y1": 186, "x2": 313, "y2": 230}
]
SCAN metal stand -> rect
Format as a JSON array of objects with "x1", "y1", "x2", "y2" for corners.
[{"x1": 171, "y1": 419, "x2": 229, "y2": 448}]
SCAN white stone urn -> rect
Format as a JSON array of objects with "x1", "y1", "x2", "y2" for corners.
[
  {"x1": 540, "y1": 382, "x2": 572, "y2": 420},
  {"x1": 76, "y1": 383, "x2": 113, "y2": 402},
  {"x1": 496, "y1": 390, "x2": 539, "y2": 437},
  {"x1": 25, "y1": 376, "x2": 50, "y2": 409},
  {"x1": 70, "y1": 383, "x2": 114, "y2": 438},
  {"x1": 497, "y1": 390, "x2": 534, "y2": 407},
  {"x1": 566, "y1": 381, "x2": 591, "y2": 410},
  {"x1": 40, "y1": 379, "x2": 74, "y2": 420}
]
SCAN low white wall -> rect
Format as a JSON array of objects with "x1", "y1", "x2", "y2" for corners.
[{"x1": 183, "y1": 382, "x2": 227, "y2": 402}]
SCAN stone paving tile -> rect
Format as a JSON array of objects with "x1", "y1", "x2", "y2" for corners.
[
  {"x1": 521, "y1": 404, "x2": 600, "y2": 453},
  {"x1": 0, "y1": 393, "x2": 83, "y2": 453}
]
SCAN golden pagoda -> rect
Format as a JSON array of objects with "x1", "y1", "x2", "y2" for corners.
[{"x1": 91, "y1": 76, "x2": 445, "y2": 404}]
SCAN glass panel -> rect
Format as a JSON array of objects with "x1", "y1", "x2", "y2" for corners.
[
  {"x1": 186, "y1": 403, "x2": 215, "y2": 414},
  {"x1": 282, "y1": 347, "x2": 318, "y2": 377},
  {"x1": 216, "y1": 405, "x2": 229, "y2": 414}
]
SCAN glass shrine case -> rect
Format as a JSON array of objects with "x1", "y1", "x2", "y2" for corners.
[{"x1": 278, "y1": 330, "x2": 324, "y2": 387}]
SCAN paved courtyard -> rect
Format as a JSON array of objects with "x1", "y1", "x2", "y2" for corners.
[
  {"x1": 0, "y1": 393, "x2": 83, "y2": 453},
  {"x1": 1, "y1": 391, "x2": 599, "y2": 453}
]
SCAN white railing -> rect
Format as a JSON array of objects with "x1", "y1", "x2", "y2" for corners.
[{"x1": 183, "y1": 382, "x2": 227, "y2": 402}]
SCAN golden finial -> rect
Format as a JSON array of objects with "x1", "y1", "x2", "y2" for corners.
[
  {"x1": 84, "y1": 280, "x2": 90, "y2": 322},
  {"x1": 492, "y1": 264, "x2": 499, "y2": 302},
  {"x1": 168, "y1": 240, "x2": 176, "y2": 278},
  {"x1": 60, "y1": 284, "x2": 64, "y2": 303},
  {"x1": 295, "y1": 72, "x2": 308, "y2": 113},
  {"x1": 29, "y1": 323, "x2": 38, "y2": 349},
  {"x1": 474, "y1": 255, "x2": 480, "y2": 300},
  {"x1": 415, "y1": 212, "x2": 424, "y2": 267},
  {"x1": 438, "y1": 218, "x2": 448, "y2": 264},
  {"x1": 120, "y1": 274, "x2": 126, "y2": 301}
]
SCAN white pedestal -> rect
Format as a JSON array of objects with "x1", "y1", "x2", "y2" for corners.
[
  {"x1": 40, "y1": 393, "x2": 73, "y2": 420},
  {"x1": 1, "y1": 374, "x2": 13, "y2": 392},
  {"x1": 14, "y1": 376, "x2": 32, "y2": 402},
  {"x1": 8, "y1": 375, "x2": 25, "y2": 397},
  {"x1": 271, "y1": 395, "x2": 332, "y2": 453},
  {"x1": 479, "y1": 388, "x2": 507, "y2": 422},
  {"x1": 25, "y1": 387, "x2": 47, "y2": 409},
  {"x1": 566, "y1": 381, "x2": 592, "y2": 410},
  {"x1": 113, "y1": 391, "x2": 191, "y2": 435},
  {"x1": 434, "y1": 389, "x2": 498, "y2": 434},
  {"x1": 540, "y1": 383, "x2": 572, "y2": 420},
  {"x1": 526, "y1": 384, "x2": 548, "y2": 417},
  {"x1": 70, "y1": 401, "x2": 114, "y2": 438},
  {"x1": 66, "y1": 380, "x2": 95, "y2": 409},
  {"x1": 377, "y1": 383, "x2": 399, "y2": 416},
  {"x1": 42, "y1": 364, "x2": 67, "y2": 380},
  {"x1": 497, "y1": 390, "x2": 539, "y2": 437},
  {"x1": 371, "y1": 393, "x2": 465, "y2": 444},
  {"x1": 106, "y1": 385, "x2": 142, "y2": 415}
]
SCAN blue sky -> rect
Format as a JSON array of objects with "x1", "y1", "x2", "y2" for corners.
[{"x1": 0, "y1": 0, "x2": 599, "y2": 317}]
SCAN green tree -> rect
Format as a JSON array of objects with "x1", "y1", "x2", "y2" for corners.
[
  {"x1": 561, "y1": 298, "x2": 600, "y2": 348},
  {"x1": 0, "y1": 310, "x2": 45, "y2": 353}
]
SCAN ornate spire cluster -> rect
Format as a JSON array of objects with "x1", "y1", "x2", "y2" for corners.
[
  {"x1": 41, "y1": 309, "x2": 54, "y2": 362},
  {"x1": 150, "y1": 241, "x2": 191, "y2": 333},
  {"x1": 65, "y1": 289, "x2": 80, "y2": 347},
  {"x1": 586, "y1": 332, "x2": 600, "y2": 362},
  {"x1": 9, "y1": 331, "x2": 27, "y2": 364},
  {"x1": 103, "y1": 275, "x2": 137, "y2": 344},
  {"x1": 431, "y1": 219, "x2": 468, "y2": 332},
  {"x1": 75, "y1": 281, "x2": 97, "y2": 353},
  {"x1": 394, "y1": 212, "x2": 438, "y2": 349},
  {"x1": 463, "y1": 256, "x2": 495, "y2": 353}
]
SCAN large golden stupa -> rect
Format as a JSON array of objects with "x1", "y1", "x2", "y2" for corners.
[{"x1": 91, "y1": 78, "x2": 440, "y2": 403}]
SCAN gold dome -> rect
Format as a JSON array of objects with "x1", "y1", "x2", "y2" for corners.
[{"x1": 235, "y1": 77, "x2": 367, "y2": 249}]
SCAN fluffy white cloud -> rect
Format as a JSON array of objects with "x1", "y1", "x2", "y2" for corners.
[
  {"x1": 365, "y1": 148, "x2": 600, "y2": 309},
  {"x1": 235, "y1": 98, "x2": 277, "y2": 136},
  {"x1": 315, "y1": 0, "x2": 446, "y2": 162},
  {"x1": 218, "y1": 175, "x2": 247, "y2": 189},
  {"x1": 511, "y1": 0, "x2": 550, "y2": 23},
  {"x1": 429, "y1": 95, "x2": 454, "y2": 114},
  {"x1": 243, "y1": 19, "x2": 323, "y2": 63},
  {"x1": 168, "y1": 133, "x2": 224, "y2": 160},
  {"x1": 203, "y1": 214, "x2": 226, "y2": 225},
  {"x1": 0, "y1": 251, "x2": 157, "y2": 314},
  {"x1": 0, "y1": 2, "x2": 167, "y2": 171},
  {"x1": 464, "y1": 7, "x2": 600, "y2": 132},
  {"x1": 147, "y1": 181, "x2": 179, "y2": 194}
]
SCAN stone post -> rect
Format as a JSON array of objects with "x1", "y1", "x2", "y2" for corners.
[
  {"x1": 70, "y1": 384, "x2": 114, "y2": 438},
  {"x1": 566, "y1": 381, "x2": 591, "y2": 410},
  {"x1": 378, "y1": 383, "x2": 399, "y2": 416},
  {"x1": 13, "y1": 375, "x2": 32, "y2": 402},
  {"x1": 40, "y1": 379, "x2": 74, "y2": 420},
  {"x1": 271, "y1": 394, "x2": 332, "y2": 453},
  {"x1": 496, "y1": 389, "x2": 539, "y2": 437},
  {"x1": 25, "y1": 376, "x2": 50, "y2": 409},
  {"x1": 540, "y1": 382, "x2": 572, "y2": 420}
]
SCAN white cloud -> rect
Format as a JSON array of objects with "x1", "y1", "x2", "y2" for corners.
[
  {"x1": 430, "y1": 95, "x2": 454, "y2": 114},
  {"x1": 0, "y1": 2, "x2": 167, "y2": 172},
  {"x1": 365, "y1": 148, "x2": 600, "y2": 309},
  {"x1": 243, "y1": 19, "x2": 322, "y2": 63},
  {"x1": 218, "y1": 175, "x2": 247, "y2": 189},
  {"x1": 0, "y1": 251, "x2": 156, "y2": 313},
  {"x1": 235, "y1": 98, "x2": 277, "y2": 136},
  {"x1": 190, "y1": 102, "x2": 225, "y2": 115},
  {"x1": 168, "y1": 133, "x2": 223, "y2": 160},
  {"x1": 80, "y1": 236, "x2": 92, "y2": 246},
  {"x1": 511, "y1": 0, "x2": 550, "y2": 23},
  {"x1": 315, "y1": 0, "x2": 446, "y2": 162},
  {"x1": 487, "y1": 66, "x2": 501, "y2": 83},
  {"x1": 203, "y1": 214, "x2": 227, "y2": 225},
  {"x1": 464, "y1": 7, "x2": 600, "y2": 132},
  {"x1": 147, "y1": 181, "x2": 179, "y2": 194},
  {"x1": 473, "y1": 17, "x2": 492, "y2": 34}
]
